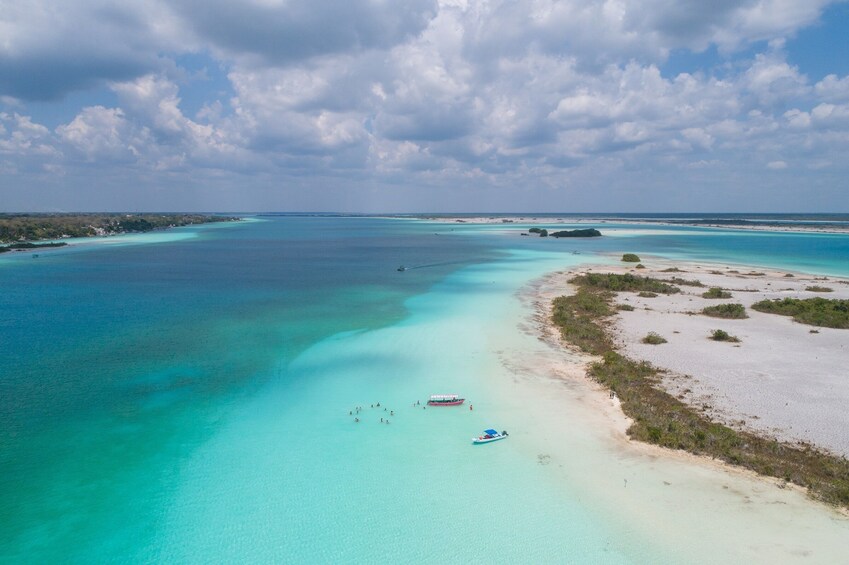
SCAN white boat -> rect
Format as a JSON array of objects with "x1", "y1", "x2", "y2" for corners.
[{"x1": 472, "y1": 429, "x2": 508, "y2": 444}]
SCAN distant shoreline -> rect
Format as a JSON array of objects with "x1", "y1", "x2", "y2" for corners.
[
  {"x1": 0, "y1": 213, "x2": 242, "y2": 245},
  {"x1": 405, "y1": 215, "x2": 849, "y2": 235}
]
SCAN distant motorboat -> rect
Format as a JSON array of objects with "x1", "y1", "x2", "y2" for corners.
[
  {"x1": 397, "y1": 265, "x2": 407, "y2": 271},
  {"x1": 472, "y1": 429, "x2": 508, "y2": 444},
  {"x1": 427, "y1": 394, "x2": 465, "y2": 406}
]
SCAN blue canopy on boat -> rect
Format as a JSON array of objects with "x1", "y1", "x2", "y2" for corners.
[{"x1": 484, "y1": 429, "x2": 498, "y2": 435}]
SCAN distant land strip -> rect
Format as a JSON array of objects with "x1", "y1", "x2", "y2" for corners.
[{"x1": 0, "y1": 214, "x2": 241, "y2": 244}]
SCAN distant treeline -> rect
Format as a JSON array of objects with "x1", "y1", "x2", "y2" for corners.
[{"x1": 0, "y1": 214, "x2": 239, "y2": 243}]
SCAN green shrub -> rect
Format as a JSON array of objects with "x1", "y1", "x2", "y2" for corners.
[
  {"x1": 638, "y1": 291, "x2": 658, "y2": 298},
  {"x1": 622, "y1": 253, "x2": 641, "y2": 262},
  {"x1": 642, "y1": 332, "x2": 667, "y2": 345},
  {"x1": 570, "y1": 273, "x2": 680, "y2": 294},
  {"x1": 752, "y1": 297, "x2": 849, "y2": 329},
  {"x1": 806, "y1": 285, "x2": 833, "y2": 293},
  {"x1": 551, "y1": 289, "x2": 615, "y2": 355},
  {"x1": 702, "y1": 303, "x2": 748, "y2": 319},
  {"x1": 666, "y1": 277, "x2": 704, "y2": 287},
  {"x1": 635, "y1": 264, "x2": 646, "y2": 269},
  {"x1": 710, "y1": 329, "x2": 740, "y2": 342},
  {"x1": 661, "y1": 267, "x2": 683, "y2": 272},
  {"x1": 617, "y1": 304, "x2": 635, "y2": 311},
  {"x1": 702, "y1": 287, "x2": 732, "y2": 299}
]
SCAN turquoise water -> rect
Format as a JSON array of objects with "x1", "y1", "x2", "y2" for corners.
[{"x1": 2, "y1": 217, "x2": 849, "y2": 563}]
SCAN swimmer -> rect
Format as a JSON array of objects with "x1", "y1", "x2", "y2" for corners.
[{"x1": 390, "y1": 410, "x2": 394, "y2": 416}]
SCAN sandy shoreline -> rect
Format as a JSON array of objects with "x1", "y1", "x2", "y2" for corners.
[
  {"x1": 523, "y1": 255, "x2": 849, "y2": 484},
  {"x1": 408, "y1": 215, "x2": 849, "y2": 235},
  {"x1": 475, "y1": 261, "x2": 849, "y2": 562}
]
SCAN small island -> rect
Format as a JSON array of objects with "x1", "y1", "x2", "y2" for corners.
[
  {"x1": 526, "y1": 227, "x2": 601, "y2": 238},
  {"x1": 550, "y1": 228, "x2": 602, "y2": 238},
  {"x1": 0, "y1": 214, "x2": 240, "y2": 245}
]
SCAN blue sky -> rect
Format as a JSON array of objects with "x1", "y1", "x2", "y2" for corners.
[{"x1": 1, "y1": 0, "x2": 849, "y2": 212}]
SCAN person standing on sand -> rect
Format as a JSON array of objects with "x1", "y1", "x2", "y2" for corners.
[{"x1": 470, "y1": 404, "x2": 473, "y2": 411}]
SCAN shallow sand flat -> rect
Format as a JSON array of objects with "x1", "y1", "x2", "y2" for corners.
[{"x1": 553, "y1": 259, "x2": 849, "y2": 456}]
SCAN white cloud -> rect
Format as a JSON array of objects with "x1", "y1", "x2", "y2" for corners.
[
  {"x1": 814, "y1": 74, "x2": 849, "y2": 102},
  {"x1": 2, "y1": 0, "x2": 849, "y2": 210},
  {"x1": 56, "y1": 106, "x2": 139, "y2": 161}
]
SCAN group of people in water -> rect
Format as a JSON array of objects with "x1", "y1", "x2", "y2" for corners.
[
  {"x1": 350, "y1": 398, "x2": 476, "y2": 425},
  {"x1": 349, "y1": 402, "x2": 395, "y2": 424}
]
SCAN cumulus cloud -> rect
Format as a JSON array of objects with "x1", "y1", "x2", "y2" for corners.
[
  {"x1": 172, "y1": 0, "x2": 437, "y2": 66},
  {"x1": 0, "y1": 1, "x2": 185, "y2": 100},
  {"x1": 1, "y1": 0, "x2": 848, "y2": 210}
]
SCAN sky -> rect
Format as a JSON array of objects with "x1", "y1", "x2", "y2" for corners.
[{"x1": 1, "y1": 0, "x2": 849, "y2": 213}]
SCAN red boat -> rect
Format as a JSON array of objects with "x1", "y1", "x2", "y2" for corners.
[{"x1": 427, "y1": 394, "x2": 465, "y2": 406}]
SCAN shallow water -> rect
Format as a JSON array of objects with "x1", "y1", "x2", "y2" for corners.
[{"x1": 2, "y1": 217, "x2": 848, "y2": 563}]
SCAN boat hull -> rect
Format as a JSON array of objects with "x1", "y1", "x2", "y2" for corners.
[
  {"x1": 427, "y1": 399, "x2": 465, "y2": 406},
  {"x1": 472, "y1": 435, "x2": 506, "y2": 444}
]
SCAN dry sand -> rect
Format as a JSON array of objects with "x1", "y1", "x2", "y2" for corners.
[{"x1": 544, "y1": 258, "x2": 849, "y2": 457}]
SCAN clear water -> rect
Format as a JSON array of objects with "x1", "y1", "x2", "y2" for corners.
[{"x1": 2, "y1": 217, "x2": 848, "y2": 563}]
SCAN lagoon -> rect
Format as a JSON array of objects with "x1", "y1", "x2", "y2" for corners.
[{"x1": 2, "y1": 216, "x2": 849, "y2": 563}]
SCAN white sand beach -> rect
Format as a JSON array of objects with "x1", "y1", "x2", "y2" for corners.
[
  {"x1": 553, "y1": 259, "x2": 849, "y2": 457},
  {"x1": 471, "y1": 263, "x2": 849, "y2": 562}
]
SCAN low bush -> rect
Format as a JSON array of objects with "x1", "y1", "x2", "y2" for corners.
[
  {"x1": 702, "y1": 303, "x2": 748, "y2": 319},
  {"x1": 752, "y1": 297, "x2": 849, "y2": 329},
  {"x1": 638, "y1": 291, "x2": 658, "y2": 298},
  {"x1": 710, "y1": 329, "x2": 740, "y2": 342},
  {"x1": 806, "y1": 286, "x2": 833, "y2": 293},
  {"x1": 666, "y1": 277, "x2": 704, "y2": 287},
  {"x1": 642, "y1": 332, "x2": 667, "y2": 345},
  {"x1": 571, "y1": 273, "x2": 680, "y2": 294},
  {"x1": 702, "y1": 287, "x2": 732, "y2": 299},
  {"x1": 622, "y1": 253, "x2": 641, "y2": 262}
]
